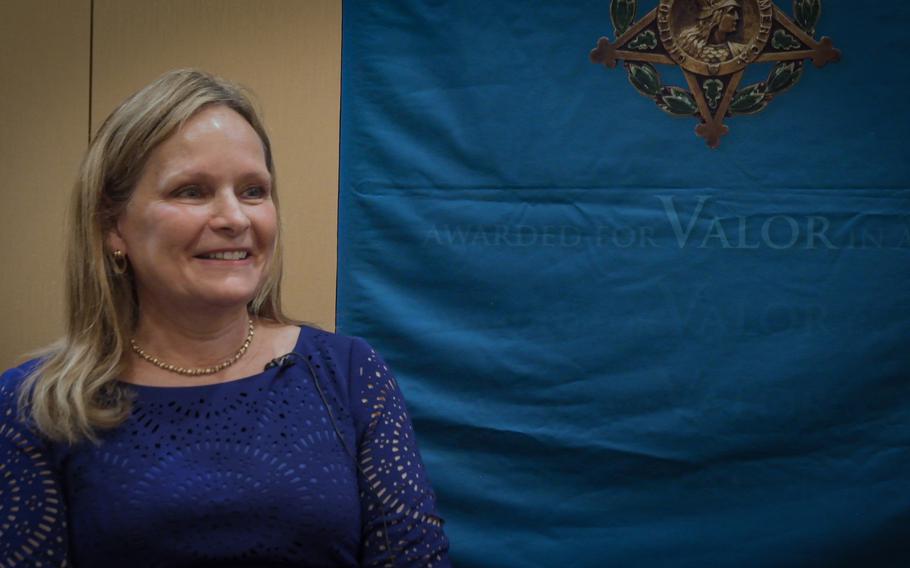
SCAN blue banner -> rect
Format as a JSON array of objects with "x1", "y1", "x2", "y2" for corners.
[{"x1": 338, "y1": 2, "x2": 910, "y2": 566}]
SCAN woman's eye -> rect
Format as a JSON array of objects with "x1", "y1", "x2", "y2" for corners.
[
  {"x1": 174, "y1": 186, "x2": 203, "y2": 198},
  {"x1": 243, "y1": 186, "x2": 268, "y2": 199}
]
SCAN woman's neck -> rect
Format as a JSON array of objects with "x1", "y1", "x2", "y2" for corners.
[{"x1": 131, "y1": 305, "x2": 254, "y2": 371}]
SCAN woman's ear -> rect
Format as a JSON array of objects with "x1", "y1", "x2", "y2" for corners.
[{"x1": 106, "y1": 224, "x2": 127, "y2": 255}]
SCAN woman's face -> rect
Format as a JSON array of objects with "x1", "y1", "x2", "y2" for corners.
[
  {"x1": 108, "y1": 105, "x2": 277, "y2": 313},
  {"x1": 718, "y1": 7, "x2": 739, "y2": 34}
]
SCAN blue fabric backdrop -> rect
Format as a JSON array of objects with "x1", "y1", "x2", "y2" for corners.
[{"x1": 337, "y1": 1, "x2": 910, "y2": 566}]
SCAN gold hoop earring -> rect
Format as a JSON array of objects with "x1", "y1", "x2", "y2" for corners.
[{"x1": 111, "y1": 250, "x2": 129, "y2": 275}]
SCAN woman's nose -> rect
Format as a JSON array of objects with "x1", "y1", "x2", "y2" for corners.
[{"x1": 210, "y1": 190, "x2": 250, "y2": 233}]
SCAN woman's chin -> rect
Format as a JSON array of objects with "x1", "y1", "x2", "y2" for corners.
[
  {"x1": 180, "y1": 287, "x2": 260, "y2": 311},
  {"x1": 185, "y1": 275, "x2": 266, "y2": 308}
]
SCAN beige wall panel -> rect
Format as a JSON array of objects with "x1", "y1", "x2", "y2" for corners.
[
  {"x1": 93, "y1": 0, "x2": 342, "y2": 330},
  {"x1": 0, "y1": 1, "x2": 90, "y2": 369}
]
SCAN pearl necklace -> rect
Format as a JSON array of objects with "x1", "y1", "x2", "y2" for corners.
[{"x1": 130, "y1": 319, "x2": 255, "y2": 376}]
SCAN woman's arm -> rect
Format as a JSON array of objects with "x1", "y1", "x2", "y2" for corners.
[
  {"x1": 349, "y1": 338, "x2": 451, "y2": 567},
  {"x1": 1, "y1": 367, "x2": 69, "y2": 567}
]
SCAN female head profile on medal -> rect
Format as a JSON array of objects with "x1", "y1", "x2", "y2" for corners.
[{"x1": 677, "y1": 0, "x2": 746, "y2": 63}]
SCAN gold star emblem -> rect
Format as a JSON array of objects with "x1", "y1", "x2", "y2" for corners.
[{"x1": 591, "y1": 0, "x2": 841, "y2": 148}]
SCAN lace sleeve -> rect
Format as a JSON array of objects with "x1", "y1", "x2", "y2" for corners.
[
  {"x1": 1, "y1": 367, "x2": 69, "y2": 567},
  {"x1": 349, "y1": 338, "x2": 451, "y2": 567}
]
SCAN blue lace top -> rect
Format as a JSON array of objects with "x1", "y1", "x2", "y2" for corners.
[{"x1": 1, "y1": 326, "x2": 450, "y2": 567}]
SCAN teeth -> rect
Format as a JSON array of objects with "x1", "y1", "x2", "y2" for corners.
[{"x1": 202, "y1": 251, "x2": 248, "y2": 260}]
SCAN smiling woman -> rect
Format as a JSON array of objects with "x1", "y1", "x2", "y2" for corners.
[
  {"x1": 110, "y1": 105, "x2": 279, "y2": 328},
  {"x1": 0, "y1": 69, "x2": 450, "y2": 567}
]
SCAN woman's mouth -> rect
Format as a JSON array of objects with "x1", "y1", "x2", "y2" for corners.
[{"x1": 196, "y1": 250, "x2": 250, "y2": 260}]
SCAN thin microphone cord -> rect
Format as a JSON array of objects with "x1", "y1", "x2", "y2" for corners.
[{"x1": 268, "y1": 353, "x2": 395, "y2": 564}]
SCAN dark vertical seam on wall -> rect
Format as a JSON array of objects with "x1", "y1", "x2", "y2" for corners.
[
  {"x1": 334, "y1": 1, "x2": 345, "y2": 332},
  {"x1": 88, "y1": 0, "x2": 94, "y2": 142}
]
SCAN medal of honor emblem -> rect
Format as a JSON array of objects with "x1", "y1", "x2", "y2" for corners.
[{"x1": 590, "y1": 0, "x2": 840, "y2": 148}]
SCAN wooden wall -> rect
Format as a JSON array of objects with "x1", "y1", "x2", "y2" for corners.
[{"x1": 0, "y1": 0, "x2": 342, "y2": 369}]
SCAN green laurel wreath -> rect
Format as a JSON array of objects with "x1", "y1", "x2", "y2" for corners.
[{"x1": 611, "y1": 0, "x2": 821, "y2": 117}]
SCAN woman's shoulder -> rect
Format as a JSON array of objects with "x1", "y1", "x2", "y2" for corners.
[
  {"x1": 1, "y1": 358, "x2": 41, "y2": 407},
  {"x1": 1, "y1": 359, "x2": 45, "y2": 446},
  {"x1": 294, "y1": 324, "x2": 376, "y2": 361},
  {"x1": 2, "y1": 358, "x2": 41, "y2": 379},
  {"x1": 292, "y1": 326, "x2": 391, "y2": 397}
]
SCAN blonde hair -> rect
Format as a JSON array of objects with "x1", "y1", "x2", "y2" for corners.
[{"x1": 19, "y1": 69, "x2": 294, "y2": 443}]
